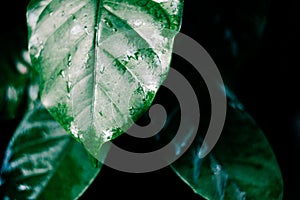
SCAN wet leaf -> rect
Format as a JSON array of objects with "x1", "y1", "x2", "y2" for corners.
[
  {"x1": 0, "y1": 102, "x2": 106, "y2": 199},
  {"x1": 27, "y1": 0, "x2": 183, "y2": 159},
  {"x1": 170, "y1": 88, "x2": 283, "y2": 200}
]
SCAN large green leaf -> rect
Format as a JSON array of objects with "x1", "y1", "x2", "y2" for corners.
[
  {"x1": 0, "y1": 102, "x2": 105, "y2": 199},
  {"x1": 170, "y1": 88, "x2": 283, "y2": 200},
  {"x1": 27, "y1": 0, "x2": 183, "y2": 158}
]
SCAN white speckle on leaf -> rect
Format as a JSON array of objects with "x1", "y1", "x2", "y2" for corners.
[
  {"x1": 127, "y1": 49, "x2": 136, "y2": 59},
  {"x1": 67, "y1": 80, "x2": 72, "y2": 92},
  {"x1": 70, "y1": 122, "x2": 79, "y2": 138},
  {"x1": 79, "y1": 134, "x2": 84, "y2": 140},
  {"x1": 103, "y1": 129, "x2": 113, "y2": 140},
  {"x1": 7, "y1": 86, "x2": 18, "y2": 102},
  {"x1": 60, "y1": 70, "x2": 66, "y2": 78},
  {"x1": 84, "y1": 26, "x2": 90, "y2": 35},
  {"x1": 17, "y1": 184, "x2": 31, "y2": 191},
  {"x1": 16, "y1": 61, "x2": 28, "y2": 74},
  {"x1": 99, "y1": 64, "x2": 106, "y2": 74},
  {"x1": 22, "y1": 50, "x2": 31, "y2": 65},
  {"x1": 29, "y1": 84, "x2": 40, "y2": 101},
  {"x1": 133, "y1": 19, "x2": 143, "y2": 27}
]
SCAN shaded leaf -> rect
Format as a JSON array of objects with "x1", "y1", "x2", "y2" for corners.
[
  {"x1": 0, "y1": 102, "x2": 106, "y2": 199},
  {"x1": 0, "y1": 1, "x2": 31, "y2": 120},
  {"x1": 0, "y1": 47, "x2": 31, "y2": 120},
  {"x1": 27, "y1": 0, "x2": 183, "y2": 159},
  {"x1": 170, "y1": 88, "x2": 283, "y2": 200}
]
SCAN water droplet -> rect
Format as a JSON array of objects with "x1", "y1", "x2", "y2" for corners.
[
  {"x1": 67, "y1": 54, "x2": 72, "y2": 67},
  {"x1": 49, "y1": 12, "x2": 53, "y2": 16},
  {"x1": 112, "y1": 28, "x2": 117, "y2": 32},
  {"x1": 61, "y1": 10, "x2": 65, "y2": 16},
  {"x1": 29, "y1": 84, "x2": 39, "y2": 101},
  {"x1": 16, "y1": 61, "x2": 28, "y2": 74},
  {"x1": 70, "y1": 122, "x2": 79, "y2": 138},
  {"x1": 153, "y1": 56, "x2": 161, "y2": 66},
  {"x1": 6, "y1": 86, "x2": 18, "y2": 102},
  {"x1": 21, "y1": 50, "x2": 31, "y2": 65},
  {"x1": 72, "y1": 15, "x2": 76, "y2": 20},
  {"x1": 133, "y1": 19, "x2": 143, "y2": 27},
  {"x1": 79, "y1": 134, "x2": 84, "y2": 140},
  {"x1": 58, "y1": 69, "x2": 65, "y2": 78},
  {"x1": 99, "y1": 64, "x2": 105, "y2": 74},
  {"x1": 103, "y1": 18, "x2": 113, "y2": 28},
  {"x1": 99, "y1": 111, "x2": 103, "y2": 116},
  {"x1": 84, "y1": 25, "x2": 89, "y2": 35},
  {"x1": 67, "y1": 80, "x2": 72, "y2": 93},
  {"x1": 103, "y1": 129, "x2": 113, "y2": 141},
  {"x1": 68, "y1": 54, "x2": 72, "y2": 61},
  {"x1": 17, "y1": 184, "x2": 31, "y2": 191},
  {"x1": 125, "y1": 49, "x2": 139, "y2": 61}
]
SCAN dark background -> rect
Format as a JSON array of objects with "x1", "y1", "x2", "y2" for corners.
[
  {"x1": 1, "y1": 0, "x2": 299, "y2": 199},
  {"x1": 83, "y1": 0, "x2": 300, "y2": 199}
]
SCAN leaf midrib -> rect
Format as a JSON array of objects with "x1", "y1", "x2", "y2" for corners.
[{"x1": 90, "y1": 0, "x2": 104, "y2": 134}]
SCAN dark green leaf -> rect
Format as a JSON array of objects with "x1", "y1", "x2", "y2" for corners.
[
  {"x1": 27, "y1": 0, "x2": 183, "y2": 159},
  {"x1": 0, "y1": 102, "x2": 106, "y2": 199},
  {"x1": 0, "y1": 47, "x2": 31, "y2": 120},
  {"x1": 0, "y1": 3, "x2": 31, "y2": 119},
  {"x1": 170, "y1": 88, "x2": 283, "y2": 200}
]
